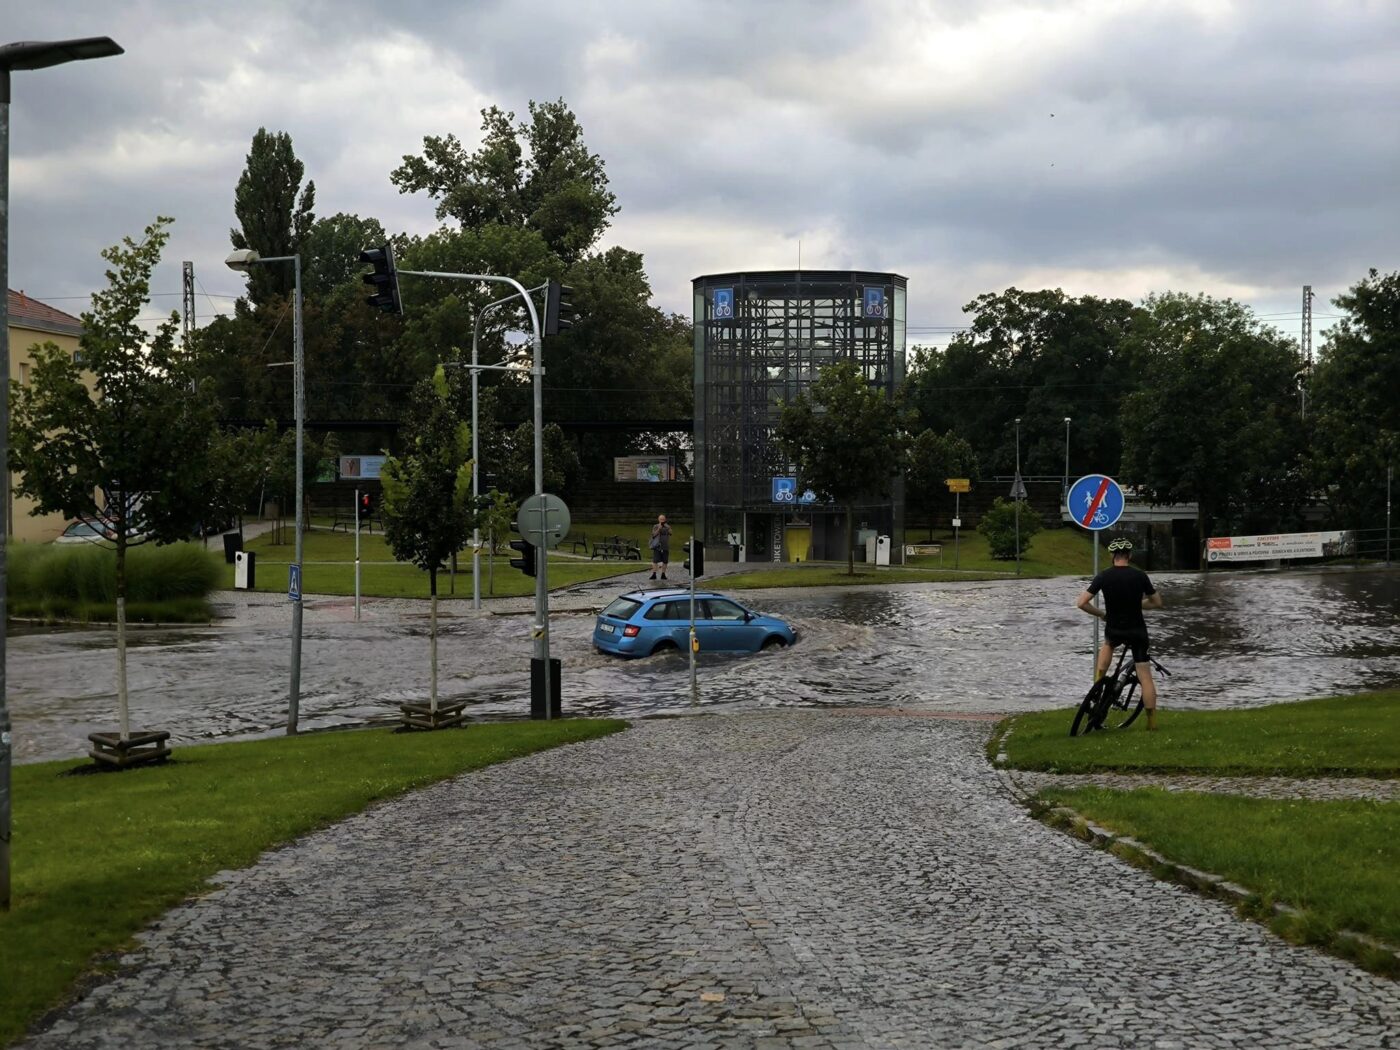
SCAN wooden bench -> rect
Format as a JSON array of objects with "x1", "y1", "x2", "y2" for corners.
[
  {"x1": 558, "y1": 531, "x2": 590, "y2": 554},
  {"x1": 590, "y1": 535, "x2": 642, "y2": 561}
]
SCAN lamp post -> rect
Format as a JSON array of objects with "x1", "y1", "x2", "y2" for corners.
[
  {"x1": 225, "y1": 249, "x2": 304, "y2": 735},
  {"x1": 1063, "y1": 417, "x2": 1071, "y2": 507},
  {"x1": 1, "y1": 35, "x2": 123, "y2": 912},
  {"x1": 1014, "y1": 417, "x2": 1022, "y2": 577}
]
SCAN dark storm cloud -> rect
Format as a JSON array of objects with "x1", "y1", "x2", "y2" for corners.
[{"x1": 3, "y1": 0, "x2": 1397, "y2": 334}]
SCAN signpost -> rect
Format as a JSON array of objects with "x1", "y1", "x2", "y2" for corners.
[
  {"x1": 1066, "y1": 474, "x2": 1125, "y2": 676},
  {"x1": 946, "y1": 478, "x2": 969, "y2": 568},
  {"x1": 288, "y1": 564, "x2": 302, "y2": 604},
  {"x1": 516, "y1": 493, "x2": 570, "y2": 719}
]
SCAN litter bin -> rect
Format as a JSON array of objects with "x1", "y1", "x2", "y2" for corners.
[
  {"x1": 234, "y1": 550, "x2": 256, "y2": 590},
  {"x1": 222, "y1": 531, "x2": 243, "y2": 564}
]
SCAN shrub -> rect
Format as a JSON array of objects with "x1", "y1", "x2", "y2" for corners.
[
  {"x1": 977, "y1": 497, "x2": 1042, "y2": 559},
  {"x1": 8, "y1": 541, "x2": 221, "y2": 608}
]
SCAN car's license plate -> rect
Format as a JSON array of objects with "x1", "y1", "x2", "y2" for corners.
[{"x1": 599, "y1": 623, "x2": 615, "y2": 633}]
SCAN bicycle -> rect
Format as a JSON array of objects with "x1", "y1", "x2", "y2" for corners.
[{"x1": 1069, "y1": 645, "x2": 1170, "y2": 736}]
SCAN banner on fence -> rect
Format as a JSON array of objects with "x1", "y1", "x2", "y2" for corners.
[
  {"x1": 339, "y1": 455, "x2": 386, "y2": 480},
  {"x1": 1206, "y1": 530, "x2": 1354, "y2": 563}
]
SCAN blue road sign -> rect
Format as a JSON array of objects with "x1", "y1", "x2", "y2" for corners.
[
  {"x1": 713, "y1": 287, "x2": 734, "y2": 320},
  {"x1": 799, "y1": 488, "x2": 817, "y2": 504},
  {"x1": 288, "y1": 563, "x2": 302, "y2": 602},
  {"x1": 772, "y1": 476, "x2": 797, "y2": 503},
  {"x1": 1067, "y1": 474, "x2": 1125, "y2": 531},
  {"x1": 863, "y1": 286, "x2": 885, "y2": 319}
]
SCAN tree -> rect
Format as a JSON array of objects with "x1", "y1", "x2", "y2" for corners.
[
  {"x1": 10, "y1": 217, "x2": 217, "y2": 740},
  {"x1": 905, "y1": 428, "x2": 979, "y2": 538},
  {"x1": 207, "y1": 421, "x2": 284, "y2": 541},
  {"x1": 1119, "y1": 293, "x2": 1303, "y2": 564},
  {"x1": 489, "y1": 419, "x2": 581, "y2": 504},
  {"x1": 392, "y1": 100, "x2": 617, "y2": 263},
  {"x1": 379, "y1": 366, "x2": 475, "y2": 714},
  {"x1": 777, "y1": 361, "x2": 904, "y2": 575},
  {"x1": 1305, "y1": 269, "x2": 1400, "y2": 526},
  {"x1": 301, "y1": 212, "x2": 388, "y2": 299},
  {"x1": 904, "y1": 288, "x2": 1139, "y2": 477},
  {"x1": 977, "y1": 497, "x2": 1043, "y2": 559},
  {"x1": 230, "y1": 128, "x2": 316, "y2": 305},
  {"x1": 480, "y1": 488, "x2": 517, "y2": 596}
]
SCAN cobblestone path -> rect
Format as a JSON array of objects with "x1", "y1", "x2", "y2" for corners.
[
  {"x1": 1012, "y1": 770, "x2": 1400, "y2": 802},
  {"x1": 21, "y1": 712, "x2": 1400, "y2": 1049}
]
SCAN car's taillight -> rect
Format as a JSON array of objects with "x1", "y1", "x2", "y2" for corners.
[{"x1": 623, "y1": 625, "x2": 640, "y2": 637}]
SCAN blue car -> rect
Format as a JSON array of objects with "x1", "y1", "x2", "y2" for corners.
[{"x1": 593, "y1": 589, "x2": 796, "y2": 658}]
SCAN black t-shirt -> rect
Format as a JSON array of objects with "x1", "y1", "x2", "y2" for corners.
[{"x1": 1086, "y1": 565, "x2": 1156, "y2": 633}]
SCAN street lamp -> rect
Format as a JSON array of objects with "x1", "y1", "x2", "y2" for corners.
[
  {"x1": 225, "y1": 249, "x2": 304, "y2": 735},
  {"x1": 1, "y1": 35, "x2": 123, "y2": 912},
  {"x1": 1063, "y1": 417, "x2": 1072, "y2": 507},
  {"x1": 1014, "y1": 417, "x2": 1022, "y2": 577}
]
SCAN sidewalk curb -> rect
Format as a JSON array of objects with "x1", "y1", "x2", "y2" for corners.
[{"x1": 992, "y1": 745, "x2": 1400, "y2": 978}]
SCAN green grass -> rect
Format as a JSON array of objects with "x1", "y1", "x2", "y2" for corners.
[
  {"x1": 0, "y1": 719, "x2": 626, "y2": 1047},
  {"x1": 996, "y1": 694, "x2": 1400, "y2": 778},
  {"x1": 8, "y1": 597, "x2": 213, "y2": 624},
  {"x1": 901, "y1": 524, "x2": 1099, "y2": 577},
  {"x1": 997, "y1": 692, "x2": 1400, "y2": 775},
  {"x1": 716, "y1": 564, "x2": 1020, "y2": 589},
  {"x1": 1042, "y1": 788, "x2": 1400, "y2": 968},
  {"x1": 220, "y1": 529, "x2": 639, "y2": 598}
]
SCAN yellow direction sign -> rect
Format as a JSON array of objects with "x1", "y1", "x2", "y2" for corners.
[{"x1": 945, "y1": 478, "x2": 971, "y2": 493}]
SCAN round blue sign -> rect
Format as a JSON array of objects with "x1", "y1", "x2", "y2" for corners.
[{"x1": 1066, "y1": 474, "x2": 1125, "y2": 531}]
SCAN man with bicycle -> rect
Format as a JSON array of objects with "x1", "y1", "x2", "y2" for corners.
[{"x1": 1076, "y1": 537, "x2": 1164, "y2": 729}]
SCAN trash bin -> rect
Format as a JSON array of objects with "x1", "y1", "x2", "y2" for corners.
[
  {"x1": 234, "y1": 550, "x2": 256, "y2": 590},
  {"x1": 875, "y1": 535, "x2": 891, "y2": 566},
  {"x1": 222, "y1": 531, "x2": 243, "y2": 564}
]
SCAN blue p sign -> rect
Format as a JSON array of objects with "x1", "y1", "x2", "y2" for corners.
[
  {"x1": 713, "y1": 287, "x2": 734, "y2": 320},
  {"x1": 863, "y1": 287, "x2": 885, "y2": 318}
]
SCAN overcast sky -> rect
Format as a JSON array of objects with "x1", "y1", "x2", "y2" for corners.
[{"x1": 5, "y1": 0, "x2": 1398, "y2": 348}]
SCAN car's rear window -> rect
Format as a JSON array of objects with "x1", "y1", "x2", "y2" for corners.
[{"x1": 601, "y1": 597, "x2": 642, "y2": 619}]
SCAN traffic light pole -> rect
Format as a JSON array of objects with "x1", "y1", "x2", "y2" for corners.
[{"x1": 400, "y1": 270, "x2": 553, "y2": 718}]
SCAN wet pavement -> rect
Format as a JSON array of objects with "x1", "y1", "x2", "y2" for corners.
[
  {"x1": 17, "y1": 712, "x2": 1400, "y2": 1050},
  {"x1": 10, "y1": 566, "x2": 1400, "y2": 764}
]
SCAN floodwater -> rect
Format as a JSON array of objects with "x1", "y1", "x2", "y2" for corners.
[{"x1": 9, "y1": 569, "x2": 1400, "y2": 764}]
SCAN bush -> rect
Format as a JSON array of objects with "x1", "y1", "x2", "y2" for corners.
[
  {"x1": 8, "y1": 541, "x2": 221, "y2": 614},
  {"x1": 977, "y1": 497, "x2": 1042, "y2": 559}
]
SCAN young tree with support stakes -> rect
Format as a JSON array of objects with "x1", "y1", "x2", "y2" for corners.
[
  {"x1": 777, "y1": 361, "x2": 905, "y2": 576},
  {"x1": 9, "y1": 217, "x2": 217, "y2": 754},
  {"x1": 379, "y1": 366, "x2": 476, "y2": 721}
]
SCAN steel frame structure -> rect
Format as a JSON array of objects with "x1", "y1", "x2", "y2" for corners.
[{"x1": 692, "y1": 270, "x2": 906, "y2": 561}]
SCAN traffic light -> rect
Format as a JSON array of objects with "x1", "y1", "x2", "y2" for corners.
[
  {"x1": 683, "y1": 538, "x2": 704, "y2": 577},
  {"x1": 360, "y1": 491, "x2": 374, "y2": 517},
  {"x1": 543, "y1": 278, "x2": 578, "y2": 336},
  {"x1": 360, "y1": 244, "x2": 402, "y2": 314},
  {"x1": 508, "y1": 533, "x2": 537, "y2": 577}
]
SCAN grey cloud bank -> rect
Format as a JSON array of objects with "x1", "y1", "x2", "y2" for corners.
[{"x1": 4, "y1": 0, "x2": 1396, "y2": 340}]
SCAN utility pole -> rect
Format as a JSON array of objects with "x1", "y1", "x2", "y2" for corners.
[
  {"x1": 181, "y1": 260, "x2": 195, "y2": 348},
  {"x1": 1299, "y1": 285, "x2": 1313, "y2": 420}
]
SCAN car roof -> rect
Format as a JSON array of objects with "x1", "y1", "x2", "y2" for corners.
[{"x1": 618, "y1": 589, "x2": 730, "y2": 602}]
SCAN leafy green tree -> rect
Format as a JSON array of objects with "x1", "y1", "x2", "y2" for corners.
[
  {"x1": 9, "y1": 218, "x2": 217, "y2": 739},
  {"x1": 207, "y1": 421, "x2": 284, "y2": 540},
  {"x1": 904, "y1": 288, "x2": 1139, "y2": 476},
  {"x1": 301, "y1": 212, "x2": 388, "y2": 299},
  {"x1": 1305, "y1": 269, "x2": 1400, "y2": 526},
  {"x1": 230, "y1": 128, "x2": 316, "y2": 305},
  {"x1": 1119, "y1": 293, "x2": 1303, "y2": 563},
  {"x1": 977, "y1": 497, "x2": 1042, "y2": 559},
  {"x1": 379, "y1": 366, "x2": 475, "y2": 712},
  {"x1": 489, "y1": 420, "x2": 581, "y2": 503},
  {"x1": 479, "y1": 488, "x2": 517, "y2": 595},
  {"x1": 777, "y1": 361, "x2": 904, "y2": 575},
  {"x1": 392, "y1": 100, "x2": 617, "y2": 263},
  {"x1": 905, "y1": 428, "x2": 979, "y2": 538}
]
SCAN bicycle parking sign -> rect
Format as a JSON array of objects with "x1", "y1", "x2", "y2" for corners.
[
  {"x1": 712, "y1": 287, "x2": 734, "y2": 320},
  {"x1": 772, "y1": 476, "x2": 797, "y2": 503},
  {"x1": 1067, "y1": 474, "x2": 1124, "y2": 531}
]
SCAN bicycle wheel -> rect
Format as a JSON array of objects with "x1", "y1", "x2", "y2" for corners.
[
  {"x1": 1090, "y1": 671, "x2": 1127, "y2": 730},
  {"x1": 1102, "y1": 675, "x2": 1145, "y2": 729},
  {"x1": 1071, "y1": 679, "x2": 1109, "y2": 736}
]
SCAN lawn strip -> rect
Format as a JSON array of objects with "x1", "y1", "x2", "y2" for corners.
[
  {"x1": 0, "y1": 719, "x2": 626, "y2": 1047},
  {"x1": 1039, "y1": 787, "x2": 1400, "y2": 974},
  {"x1": 999, "y1": 692, "x2": 1400, "y2": 776}
]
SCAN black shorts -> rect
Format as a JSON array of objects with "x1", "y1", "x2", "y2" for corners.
[
  {"x1": 652, "y1": 547, "x2": 669, "y2": 564},
  {"x1": 1105, "y1": 628, "x2": 1151, "y2": 664}
]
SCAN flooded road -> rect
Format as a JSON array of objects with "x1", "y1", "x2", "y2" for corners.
[{"x1": 10, "y1": 568, "x2": 1400, "y2": 763}]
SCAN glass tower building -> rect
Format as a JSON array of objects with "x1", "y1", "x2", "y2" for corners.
[{"x1": 692, "y1": 270, "x2": 907, "y2": 564}]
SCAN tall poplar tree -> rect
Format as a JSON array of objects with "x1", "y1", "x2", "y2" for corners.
[{"x1": 230, "y1": 127, "x2": 316, "y2": 305}]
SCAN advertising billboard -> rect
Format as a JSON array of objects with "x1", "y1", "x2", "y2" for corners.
[{"x1": 1206, "y1": 530, "x2": 1354, "y2": 563}]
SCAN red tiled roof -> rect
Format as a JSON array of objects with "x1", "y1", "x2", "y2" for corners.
[{"x1": 7, "y1": 289, "x2": 85, "y2": 338}]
